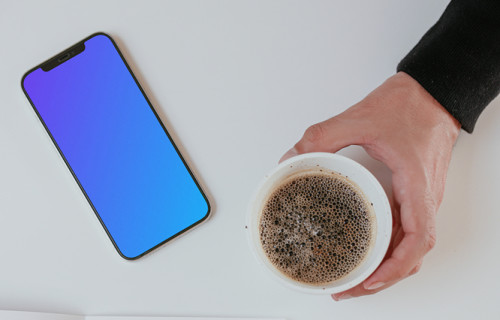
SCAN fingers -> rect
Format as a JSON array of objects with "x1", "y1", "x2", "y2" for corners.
[
  {"x1": 361, "y1": 229, "x2": 435, "y2": 290},
  {"x1": 332, "y1": 280, "x2": 396, "y2": 301},
  {"x1": 354, "y1": 166, "x2": 436, "y2": 289},
  {"x1": 331, "y1": 225, "x2": 429, "y2": 301},
  {"x1": 280, "y1": 116, "x2": 371, "y2": 163},
  {"x1": 331, "y1": 257, "x2": 424, "y2": 301}
]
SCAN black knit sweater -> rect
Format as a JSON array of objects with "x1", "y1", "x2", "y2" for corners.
[{"x1": 397, "y1": 0, "x2": 500, "y2": 133}]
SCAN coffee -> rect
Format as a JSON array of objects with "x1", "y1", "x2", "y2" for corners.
[{"x1": 259, "y1": 169, "x2": 376, "y2": 285}]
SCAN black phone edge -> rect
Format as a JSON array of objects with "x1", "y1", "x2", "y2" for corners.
[{"x1": 20, "y1": 31, "x2": 212, "y2": 260}]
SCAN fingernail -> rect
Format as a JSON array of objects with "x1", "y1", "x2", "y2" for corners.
[
  {"x1": 280, "y1": 147, "x2": 298, "y2": 163},
  {"x1": 365, "y1": 282, "x2": 385, "y2": 290},
  {"x1": 337, "y1": 293, "x2": 352, "y2": 301},
  {"x1": 332, "y1": 293, "x2": 352, "y2": 301}
]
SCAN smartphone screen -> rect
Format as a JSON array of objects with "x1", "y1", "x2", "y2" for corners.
[{"x1": 21, "y1": 33, "x2": 210, "y2": 259}]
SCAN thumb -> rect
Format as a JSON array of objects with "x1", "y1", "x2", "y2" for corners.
[{"x1": 280, "y1": 116, "x2": 368, "y2": 162}]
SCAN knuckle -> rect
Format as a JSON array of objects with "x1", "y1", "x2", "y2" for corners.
[
  {"x1": 409, "y1": 262, "x2": 422, "y2": 276},
  {"x1": 423, "y1": 194, "x2": 438, "y2": 215},
  {"x1": 423, "y1": 230, "x2": 437, "y2": 252},
  {"x1": 303, "y1": 123, "x2": 327, "y2": 145}
]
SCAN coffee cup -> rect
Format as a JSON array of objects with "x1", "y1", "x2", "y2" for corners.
[{"x1": 246, "y1": 152, "x2": 391, "y2": 294}]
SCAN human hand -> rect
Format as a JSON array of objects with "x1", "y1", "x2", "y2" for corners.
[{"x1": 280, "y1": 72, "x2": 461, "y2": 300}]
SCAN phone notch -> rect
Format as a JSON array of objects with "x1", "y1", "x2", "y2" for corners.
[{"x1": 41, "y1": 42, "x2": 85, "y2": 72}]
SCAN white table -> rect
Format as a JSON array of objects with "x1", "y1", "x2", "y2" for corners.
[{"x1": 2, "y1": 1, "x2": 499, "y2": 319}]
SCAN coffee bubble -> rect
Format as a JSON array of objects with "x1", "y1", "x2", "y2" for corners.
[{"x1": 259, "y1": 170, "x2": 375, "y2": 285}]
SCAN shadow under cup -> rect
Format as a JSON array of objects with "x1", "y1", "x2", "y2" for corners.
[{"x1": 247, "y1": 152, "x2": 392, "y2": 294}]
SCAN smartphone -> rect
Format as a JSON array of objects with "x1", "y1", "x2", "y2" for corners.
[{"x1": 21, "y1": 32, "x2": 211, "y2": 260}]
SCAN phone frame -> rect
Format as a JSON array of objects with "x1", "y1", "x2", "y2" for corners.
[{"x1": 21, "y1": 32, "x2": 211, "y2": 260}]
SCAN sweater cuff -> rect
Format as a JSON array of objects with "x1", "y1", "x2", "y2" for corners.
[{"x1": 397, "y1": 0, "x2": 500, "y2": 133}]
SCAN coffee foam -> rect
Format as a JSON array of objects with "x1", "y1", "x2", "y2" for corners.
[{"x1": 259, "y1": 169, "x2": 375, "y2": 285}]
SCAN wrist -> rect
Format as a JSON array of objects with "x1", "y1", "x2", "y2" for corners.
[{"x1": 395, "y1": 72, "x2": 461, "y2": 142}]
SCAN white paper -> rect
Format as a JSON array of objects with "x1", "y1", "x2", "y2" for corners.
[
  {"x1": 0, "y1": 310, "x2": 83, "y2": 320},
  {"x1": 89, "y1": 317, "x2": 283, "y2": 320},
  {"x1": 90, "y1": 318, "x2": 283, "y2": 320},
  {"x1": 0, "y1": 310, "x2": 284, "y2": 320}
]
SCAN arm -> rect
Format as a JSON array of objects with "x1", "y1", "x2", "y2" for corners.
[{"x1": 281, "y1": 0, "x2": 500, "y2": 300}]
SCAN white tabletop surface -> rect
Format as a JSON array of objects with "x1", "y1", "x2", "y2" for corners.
[{"x1": 2, "y1": 1, "x2": 500, "y2": 319}]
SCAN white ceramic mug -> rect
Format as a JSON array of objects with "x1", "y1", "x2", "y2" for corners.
[{"x1": 246, "y1": 152, "x2": 392, "y2": 294}]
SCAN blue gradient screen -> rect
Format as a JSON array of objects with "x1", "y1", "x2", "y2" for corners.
[{"x1": 22, "y1": 34, "x2": 209, "y2": 259}]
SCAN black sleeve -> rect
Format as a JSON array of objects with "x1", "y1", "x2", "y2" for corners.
[{"x1": 397, "y1": 0, "x2": 500, "y2": 133}]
